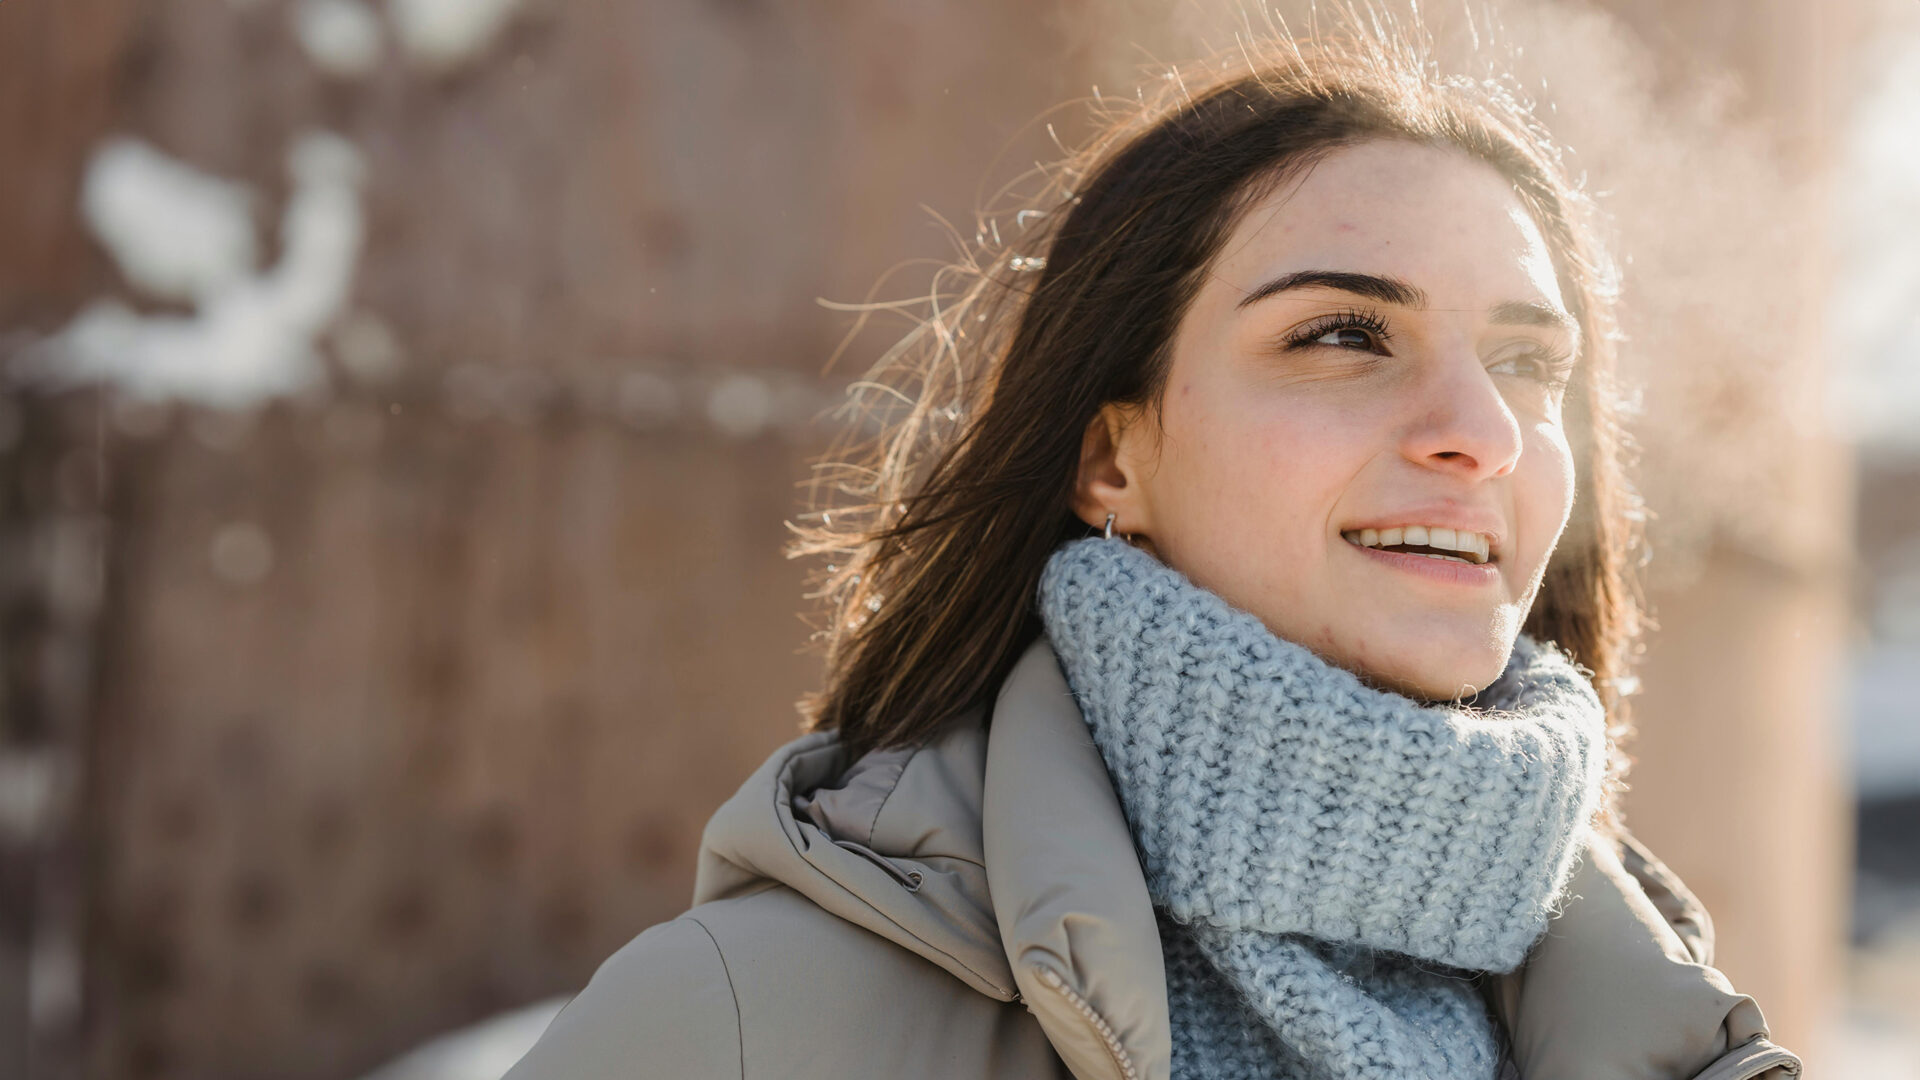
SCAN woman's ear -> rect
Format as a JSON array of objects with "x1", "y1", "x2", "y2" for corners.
[{"x1": 1071, "y1": 402, "x2": 1155, "y2": 539}]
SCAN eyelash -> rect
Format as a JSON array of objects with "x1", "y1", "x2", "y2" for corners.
[
  {"x1": 1283, "y1": 308, "x2": 1393, "y2": 354},
  {"x1": 1282, "y1": 308, "x2": 1578, "y2": 390}
]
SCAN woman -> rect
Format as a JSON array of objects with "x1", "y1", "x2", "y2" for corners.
[{"x1": 507, "y1": 19, "x2": 1802, "y2": 1080}]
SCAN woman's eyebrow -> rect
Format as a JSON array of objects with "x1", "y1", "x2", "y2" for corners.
[
  {"x1": 1235, "y1": 269, "x2": 1428, "y2": 310},
  {"x1": 1237, "y1": 271, "x2": 1578, "y2": 336},
  {"x1": 1489, "y1": 298, "x2": 1579, "y2": 337}
]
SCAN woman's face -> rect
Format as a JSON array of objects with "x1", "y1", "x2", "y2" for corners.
[{"x1": 1074, "y1": 139, "x2": 1580, "y2": 700}]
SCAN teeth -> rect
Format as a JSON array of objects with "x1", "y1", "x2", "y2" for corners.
[{"x1": 1342, "y1": 525, "x2": 1497, "y2": 565}]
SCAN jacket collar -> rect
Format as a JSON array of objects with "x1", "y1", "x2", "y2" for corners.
[
  {"x1": 688, "y1": 634, "x2": 1168, "y2": 1080},
  {"x1": 980, "y1": 635, "x2": 1171, "y2": 1080},
  {"x1": 690, "y1": 717, "x2": 1019, "y2": 1000}
]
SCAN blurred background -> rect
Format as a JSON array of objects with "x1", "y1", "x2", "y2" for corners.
[{"x1": 0, "y1": 0, "x2": 1915, "y2": 1076}]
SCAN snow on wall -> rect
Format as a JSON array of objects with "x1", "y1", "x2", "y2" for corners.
[
  {"x1": 294, "y1": 0, "x2": 384, "y2": 77},
  {"x1": 80, "y1": 136, "x2": 258, "y2": 304},
  {"x1": 386, "y1": 0, "x2": 524, "y2": 68},
  {"x1": 18, "y1": 133, "x2": 366, "y2": 409}
]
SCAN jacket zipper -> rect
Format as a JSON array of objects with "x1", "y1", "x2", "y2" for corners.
[{"x1": 1033, "y1": 964, "x2": 1141, "y2": 1080}]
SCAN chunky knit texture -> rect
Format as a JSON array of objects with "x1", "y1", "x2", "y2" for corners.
[{"x1": 1036, "y1": 538, "x2": 1609, "y2": 1080}]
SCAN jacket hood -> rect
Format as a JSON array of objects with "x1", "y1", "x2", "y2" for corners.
[
  {"x1": 691, "y1": 636, "x2": 1172, "y2": 1079},
  {"x1": 689, "y1": 707, "x2": 1018, "y2": 1000}
]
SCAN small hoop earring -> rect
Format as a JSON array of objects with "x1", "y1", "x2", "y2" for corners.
[{"x1": 1103, "y1": 512, "x2": 1116, "y2": 540}]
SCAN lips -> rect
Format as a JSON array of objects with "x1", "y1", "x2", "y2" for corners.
[{"x1": 1344, "y1": 534, "x2": 1501, "y2": 585}]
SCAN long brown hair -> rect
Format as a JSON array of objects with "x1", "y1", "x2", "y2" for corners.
[{"x1": 789, "y1": 13, "x2": 1645, "y2": 800}]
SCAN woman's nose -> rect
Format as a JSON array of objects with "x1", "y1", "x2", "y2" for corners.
[{"x1": 1400, "y1": 346, "x2": 1525, "y2": 481}]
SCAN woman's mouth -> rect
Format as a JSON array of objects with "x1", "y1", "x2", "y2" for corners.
[
  {"x1": 1341, "y1": 532, "x2": 1503, "y2": 586},
  {"x1": 1341, "y1": 525, "x2": 1496, "y2": 565}
]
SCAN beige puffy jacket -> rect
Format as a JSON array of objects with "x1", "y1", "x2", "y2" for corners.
[{"x1": 505, "y1": 637, "x2": 1802, "y2": 1080}]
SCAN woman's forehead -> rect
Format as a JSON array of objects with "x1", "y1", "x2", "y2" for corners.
[{"x1": 1209, "y1": 140, "x2": 1568, "y2": 314}]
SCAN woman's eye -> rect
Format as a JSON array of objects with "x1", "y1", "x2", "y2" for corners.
[
  {"x1": 1281, "y1": 310, "x2": 1392, "y2": 356},
  {"x1": 1315, "y1": 327, "x2": 1378, "y2": 350},
  {"x1": 1489, "y1": 348, "x2": 1572, "y2": 386}
]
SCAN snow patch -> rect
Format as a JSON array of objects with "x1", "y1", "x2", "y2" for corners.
[
  {"x1": 386, "y1": 0, "x2": 523, "y2": 68},
  {"x1": 295, "y1": 0, "x2": 384, "y2": 77},
  {"x1": 707, "y1": 373, "x2": 774, "y2": 439},
  {"x1": 332, "y1": 310, "x2": 405, "y2": 382},
  {"x1": 22, "y1": 132, "x2": 369, "y2": 409},
  {"x1": 81, "y1": 136, "x2": 257, "y2": 304}
]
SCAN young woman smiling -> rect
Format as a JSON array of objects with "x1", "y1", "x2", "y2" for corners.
[{"x1": 507, "y1": 22, "x2": 1801, "y2": 1080}]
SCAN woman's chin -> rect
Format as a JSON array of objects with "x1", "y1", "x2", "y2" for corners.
[{"x1": 1334, "y1": 635, "x2": 1512, "y2": 703}]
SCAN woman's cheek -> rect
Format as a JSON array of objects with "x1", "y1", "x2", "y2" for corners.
[
  {"x1": 1537, "y1": 419, "x2": 1577, "y2": 529},
  {"x1": 1517, "y1": 421, "x2": 1577, "y2": 593}
]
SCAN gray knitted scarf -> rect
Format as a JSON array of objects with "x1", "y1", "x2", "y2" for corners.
[{"x1": 1036, "y1": 537, "x2": 1608, "y2": 1080}]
